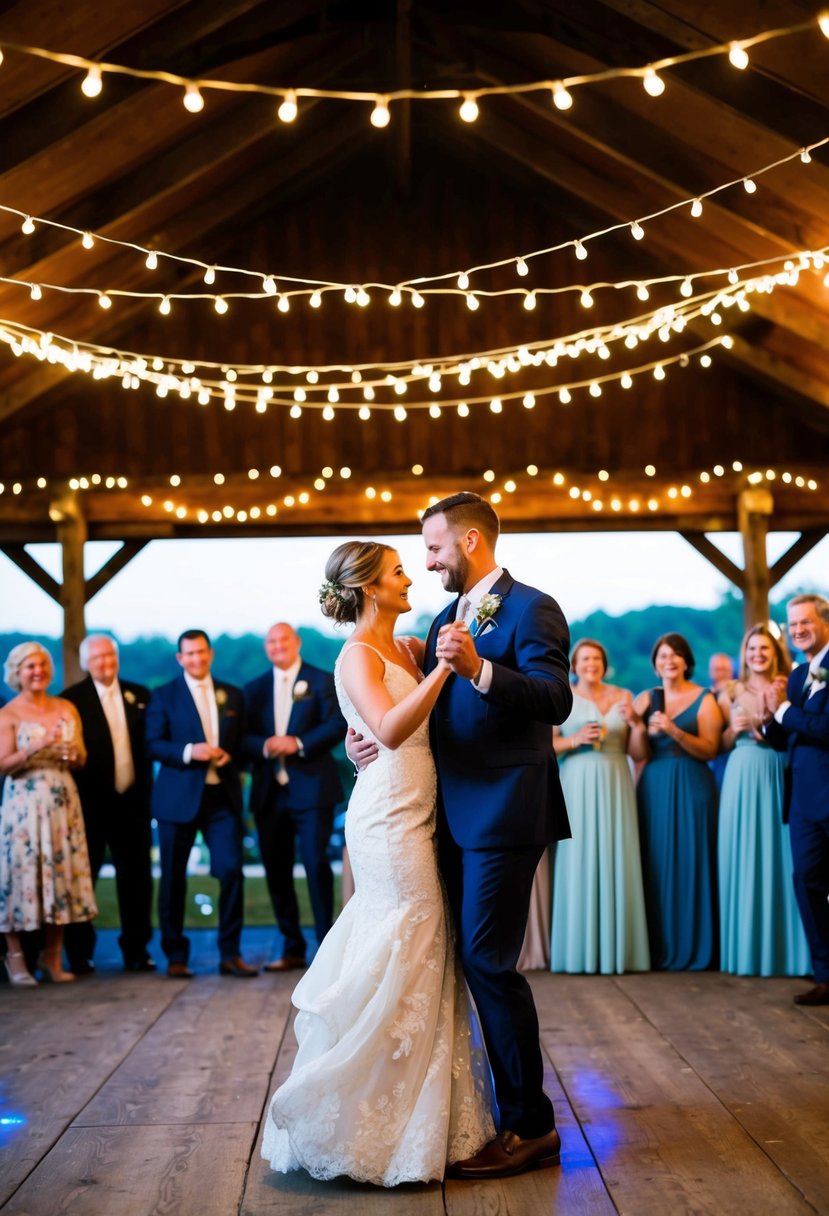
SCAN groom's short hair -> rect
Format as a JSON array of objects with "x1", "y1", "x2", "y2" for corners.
[{"x1": 421, "y1": 491, "x2": 500, "y2": 546}]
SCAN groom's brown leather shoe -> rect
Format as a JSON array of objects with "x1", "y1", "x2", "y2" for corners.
[
  {"x1": 447, "y1": 1128, "x2": 561, "y2": 1179},
  {"x1": 794, "y1": 982, "x2": 829, "y2": 1006}
]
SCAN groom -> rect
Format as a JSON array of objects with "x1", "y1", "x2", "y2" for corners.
[{"x1": 350, "y1": 492, "x2": 572, "y2": 1178}]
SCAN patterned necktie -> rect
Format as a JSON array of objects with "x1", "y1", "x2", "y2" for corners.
[
  {"x1": 456, "y1": 596, "x2": 471, "y2": 624},
  {"x1": 275, "y1": 675, "x2": 291, "y2": 785},
  {"x1": 102, "y1": 684, "x2": 135, "y2": 794}
]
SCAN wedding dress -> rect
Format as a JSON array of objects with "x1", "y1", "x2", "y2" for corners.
[{"x1": 261, "y1": 644, "x2": 494, "y2": 1186}]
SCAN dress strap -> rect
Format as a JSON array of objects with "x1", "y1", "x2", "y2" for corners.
[{"x1": 342, "y1": 641, "x2": 387, "y2": 662}]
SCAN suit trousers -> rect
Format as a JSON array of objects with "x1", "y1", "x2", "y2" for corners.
[
  {"x1": 789, "y1": 806, "x2": 829, "y2": 983},
  {"x1": 440, "y1": 834, "x2": 555, "y2": 1139},
  {"x1": 65, "y1": 787, "x2": 153, "y2": 967},
  {"x1": 157, "y1": 786, "x2": 244, "y2": 964},
  {"x1": 256, "y1": 785, "x2": 334, "y2": 958}
]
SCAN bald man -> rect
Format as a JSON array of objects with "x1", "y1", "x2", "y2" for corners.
[{"x1": 243, "y1": 625, "x2": 345, "y2": 971}]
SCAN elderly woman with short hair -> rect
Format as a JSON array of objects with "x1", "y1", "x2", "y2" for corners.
[{"x1": 0, "y1": 642, "x2": 96, "y2": 985}]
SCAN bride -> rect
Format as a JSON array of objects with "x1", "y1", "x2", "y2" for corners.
[{"x1": 261, "y1": 540, "x2": 494, "y2": 1186}]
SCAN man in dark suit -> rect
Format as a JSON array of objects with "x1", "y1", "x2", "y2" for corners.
[
  {"x1": 348, "y1": 491, "x2": 572, "y2": 1178},
  {"x1": 145, "y1": 630, "x2": 257, "y2": 979},
  {"x1": 62, "y1": 635, "x2": 154, "y2": 973},
  {"x1": 243, "y1": 623, "x2": 344, "y2": 971},
  {"x1": 765, "y1": 594, "x2": 829, "y2": 1007}
]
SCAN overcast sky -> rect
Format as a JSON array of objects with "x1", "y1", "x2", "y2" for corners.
[{"x1": 1, "y1": 530, "x2": 826, "y2": 642}]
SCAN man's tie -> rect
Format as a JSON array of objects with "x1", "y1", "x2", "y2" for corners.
[
  {"x1": 275, "y1": 674, "x2": 291, "y2": 785},
  {"x1": 194, "y1": 680, "x2": 220, "y2": 783},
  {"x1": 456, "y1": 595, "x2": 471, "y2": 624},
  {"x1": 101, "y1": 684, "x2": 135, "y2": 794}
]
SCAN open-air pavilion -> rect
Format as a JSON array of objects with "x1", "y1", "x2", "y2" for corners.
[{"x1": 0, "y1": 2, "x2": 828, "y2": 1212}]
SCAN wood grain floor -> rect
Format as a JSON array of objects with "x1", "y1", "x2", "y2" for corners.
[{"x1": 2, "y1": 939, "x2": 827, "y2": 1215}]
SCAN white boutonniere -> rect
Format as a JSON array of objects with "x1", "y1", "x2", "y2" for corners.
[
  {"x1": 470, "y1": 593, "x2": 502, "y2": 637},
  {"x1": 123, "y1": 689, "x2": 136, "y2": 705},
  {"x1": 809, "y1": 666, "x2": 829, "y2": 686},
  {"x1": 292, "y1": 680, "x2": 311, "y2": 701},
  {"x1": 215, "y1": 688, "x2": 228, "y2": 709}
]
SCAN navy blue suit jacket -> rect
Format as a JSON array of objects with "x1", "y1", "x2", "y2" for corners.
[
  {"x1": 424, "y1": 569, "x2": 573, "y2": 849},
  {"x1": 145, "y1": 674, "x2": 244, "y2": 823},
  {"x1": 766, "y1": 663, "x2": 829, "y2": 823},
  {"x1": 242, "y1": 662, "x2": 345, "y2": 815}
]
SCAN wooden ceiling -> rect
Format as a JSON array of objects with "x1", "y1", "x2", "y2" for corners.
[{"x1": 0, "y1": 0, "x2": 828, "y2": 541}]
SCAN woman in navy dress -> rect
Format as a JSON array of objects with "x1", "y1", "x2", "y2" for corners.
[{"x1": 627, "y1": 633, "x2": 722, "y2": 970}]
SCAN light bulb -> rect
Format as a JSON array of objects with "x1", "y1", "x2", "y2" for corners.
[
  {"x1": 183, "y1": 84, "x2": 204, "y2": 113},
  {"x1": 691, "y1": 197, "x2": 703, "y2": 218},
  {"x1": 411, "y1": 291, "x2": 425, "y2": 308},
  {"x1": 98, "y1": 292, "x2": 112, "y2": 309},
  {"x1": 552, "y1": 82, "x2": 572, "y2": 110},
  {"x1": 159, "y1": 296, "x2": 171, "y2": 315},
  {"x1": 636, "y1": 283, "x2": 649, "y2": 301},
  {"x1": 457, "y1": 272, "x2": 470, "y2": 290},
  {"x1": 322, "y1": 405, "x2": 335, "y2": 421},
  {"x1": 145, "y1": 250, "x2": 158, "y2": 270},
  {"x1": 580, "y1": 289, "x2": 593, "y2": 308},
  {"x1": 800, "y1": 148, "x2": 812, "y2": 163},
  {"x1": 643, "y1": 68, "x2": 665, "y2": 97},
  {"x1": 262, "y1": 275, "x2": 277, "y2": 295},
  {"x1": 81, "y1": 65, "x2": 103, "y2": 97},
  {"x1": 82, "y1": 231, "x2": 94, "y2": 249},
  {"x1": 728, "y1": 43, "x2": 749, "y2": 70},
  {"x1": 653, "y1": 364, "x2": 666, "y2": 380},
  {"x1": 559, "y1": 388, "x2": 571, "y2": 404},
  {"x1": 620, "y1": 373, "x2": 633, "y2": 389},
  {"x1": 516, "y1": 258, "x2": 529, "y2": 277},
  {"x1": 631, "y1": 221, "x2": 645, "y2": 240},
  {"x1": 21, "y1": 216, "x2": 35, "y2": 234},
  {"x1": 574, "y1": 240, "x2": 588, "y2": 261},
  {"x1": 680, "y1": 277, "x2": 693, "y2": 297},
  {"x1": 459, "y1": 94, "x2": 479, "y2": 123},
  {"x1": 523, "y1": 292, "x2": 536, "y2": 310},
  {"x1": 203, "y1": 266, "x2": 216, "y2": 285},
  {"x1": 278, "y1": 90, "x2": 298, "y2": 122},
  {"x1": 277, "y1": 294, "x2": 290, "y2": 313},
  {"x1": 371, "y1": 97, "x2": 390, "y2": 127},
  {"x1": 30, "y1": 283, "x2": 42, "y2": 301},
  {"x1": 743, "y1": 177, "x2": 757, "y2": 193},
  {"x1": 589, "y1": 382, "x2": 602, "y2": 397},
  {"x1": 466, "y1": 293, "x2": 479, "y2": 310},
  {"x1": 310, "y1": 290, "x2": 322, "y2": 308},
  {"x1": 214, "y1": 297, "x2": 228, "y2": 314}
]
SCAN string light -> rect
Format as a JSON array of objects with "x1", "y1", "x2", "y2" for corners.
[
  {"x1": 371, "y1": 96, "x2": 391, "y2": 127},
  {"x1": 642, "y1": 68, "x2": 665, "y2": 97},
  {"x1": 552, "y1": 82, "x2": 573, "y2": 111},
  {"x1": 81, "y1": 65, "x2": 103, "y2": 97},
  {"x1": 183, "y1": 83, "x2": 204, "y2": 113},
  {"x1": 277, "y1": 90, "x2": 298, "y2": 123},
  {"x1": 459, "y1": 94, "x2": 479, "y2": 123},
  {"x1": 743, "y1": 177, "x2": 757, "y2": 193},
  {"x1": 728, "y1": 43, "x2": 750, "y2": 69}
]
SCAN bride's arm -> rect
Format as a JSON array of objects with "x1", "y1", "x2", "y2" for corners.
[{"x1": 339, "y1": 646, "x2": 451, "y2": 751}]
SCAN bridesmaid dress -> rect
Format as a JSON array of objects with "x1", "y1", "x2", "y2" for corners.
[
  {"x1": 550, "y1": 696, "x2": 650, "y2": 974},
  {"x1": 718, "y1": 686, "x2": 810, "y2": 976},
  {"x1": 637, "y1": 691, "x2": 718, "y2": 971}
]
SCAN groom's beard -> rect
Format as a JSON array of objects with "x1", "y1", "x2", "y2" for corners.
[{"x1": 441, "y1": 549, "x2": 470, "y2": 594}]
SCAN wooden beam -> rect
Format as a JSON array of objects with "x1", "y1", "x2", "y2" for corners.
[
  {"x1": 84, "y1": 540, "x2": 149, "y2": 603},
  {"x1": 679, "y1": 532, "x2": 745, "y2": 590},
  {"x1": 55, "y1": 492, "x2": 87, "y2": 686},
  {"x1": 0, "y1": 542, "x2": 61, "y2": 602},
  {"x1": 769, "y1": 528, "x2": 828, "y2": 587},
  {"x1": 738, "y1": 488, "x2": 773, "y2": 629}
]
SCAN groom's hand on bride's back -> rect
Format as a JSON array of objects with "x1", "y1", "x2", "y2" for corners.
[{"x1": 345, "y1": 726, "x2": 379, "y2": 772}]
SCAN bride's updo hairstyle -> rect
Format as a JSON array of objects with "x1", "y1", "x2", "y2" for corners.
[{"x1": 320, "y1": 541, "x2": 394, "y2": 625}]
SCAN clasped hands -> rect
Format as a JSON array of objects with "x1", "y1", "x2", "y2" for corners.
[
  {"x1": 191, "y1": 741, "x2": 232, "y2": 767},
  {"x1": 435, "y1": 620, "x2": 480, "y2": 680},
  {"x1": 264, "y1": 734, "x2": 300, "y2": 759}
]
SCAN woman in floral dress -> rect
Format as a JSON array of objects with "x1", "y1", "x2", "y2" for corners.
[{"x1": 0, "y1": 642, "x2": 96, "y2": 985}]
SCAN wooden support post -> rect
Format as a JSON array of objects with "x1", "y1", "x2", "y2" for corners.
[
  {"x1": 54, "y1": 492, "x2": 87, "y2": 687},
  {"x1": 395, "y1": 0, "x2": 412, "y2": 197},
  {"x1": 738, "y1": 488, "x2": 773, "y2": 631}
]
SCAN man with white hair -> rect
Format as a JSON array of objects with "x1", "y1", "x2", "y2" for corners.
[{"x1": 62, "y1": 634, "x2": 155, "y2": 973}]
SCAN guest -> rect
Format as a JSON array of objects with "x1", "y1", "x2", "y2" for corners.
[
  {"x1": 145, "y1": 630, "x2": 257, "y2": 979},
  {"x1": 551, "y1": 639, "x2": 650, "y2": 974},
  {"x1": 243, "y1": 623, "x2": 345, "y2": 972},
  {"x1": 708, "y1": 651, "x2": 735, "y2": 792},
  {"x1": 718, "y1": 625, "x2": 809, "y2": 976},
  {"x1": 0, "y1": 642, "x2": 96, "y2": 985},
  {"x1": 628, "y1": 633, "x2": 721, "y2": 970},
  {"x1": 62, "y1": 635, "x2": 155, "y2": 974},
  {"x1": 765, "y1": 595, "x2": 829, "y2": 1006}
]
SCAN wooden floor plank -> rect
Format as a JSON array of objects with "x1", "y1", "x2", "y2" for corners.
[
  {"x1": 2, "y1": 1124, "x2": 256, "y2": 1216},
  {"x1": 617, "y1": 973, "x2": 829, "y2": 1213},
  {"x1": 534, "y1": 974, "x2": 820, "y2": 1216}
]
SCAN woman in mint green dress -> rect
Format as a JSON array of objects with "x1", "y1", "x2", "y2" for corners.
[
  {"x1": 550, "y1": 640, "x2": 650, "y2": 974},
  {"x1": 717, "y1": 625, "x2": 810, "y2": 976},
  {"x1": 629, "y1": 633, "x2": 722, "y2": 971}
]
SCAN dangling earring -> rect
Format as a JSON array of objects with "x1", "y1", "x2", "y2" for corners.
[{"x1": 372, "y1": 593, "x2": 378, "y2": 613}]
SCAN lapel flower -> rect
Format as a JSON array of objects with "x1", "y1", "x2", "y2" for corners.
[
  {"x1": 471, "y1": 593, "x2": 502, "y2": 637},
  {"x1": 215, "y1": 687, "x2": 228, "y2": 709},
  {"x1": 123, "y1": 689, "x2": 136, "y2": 704},
  {"x1": 809, "y1": 666, "x2": 829, "y2": 685},
  {"x1": 292, "y1": 679, "x2": 311, "y2": 701}
]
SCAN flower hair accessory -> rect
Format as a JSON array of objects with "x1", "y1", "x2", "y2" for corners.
[
  {"x1": 319, "y1": 579, "x2": 345, "y2": 605},
  {"x1": 471, "y1": 593, "x2": 502, "y2": 636}
]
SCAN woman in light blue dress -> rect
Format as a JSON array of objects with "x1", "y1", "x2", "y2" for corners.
[
  {"x1": 550, "y1": 639, "x2": 650, "y2": 974},
  {"x1": 717, "y1": 624, "x2": 810, "y2": 976},
  {"x1": 629, "y1": 633, "x2": 722, "y2": 971}
]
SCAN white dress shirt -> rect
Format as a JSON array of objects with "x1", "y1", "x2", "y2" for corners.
[
  {"x1": 94, "y1": 678, "x2": 135, "y2": 794},
  {"x1": 183, "y1": 672, "x2": 221, "y2": 783},
  {"x1": 774, "y1": 640, "x2": 829, "y2": 722},
  {"x1": 456, "y1": 566, "x2": 503, "y2": 694}
]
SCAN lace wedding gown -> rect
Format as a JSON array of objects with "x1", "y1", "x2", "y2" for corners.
[{"x1": 261, "y1": 644, "x2": 494, "y2": 1186}]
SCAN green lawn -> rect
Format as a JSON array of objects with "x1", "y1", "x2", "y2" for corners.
[{"x1": 93, "y1": 874, "x2": 343, "y2": 929}]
